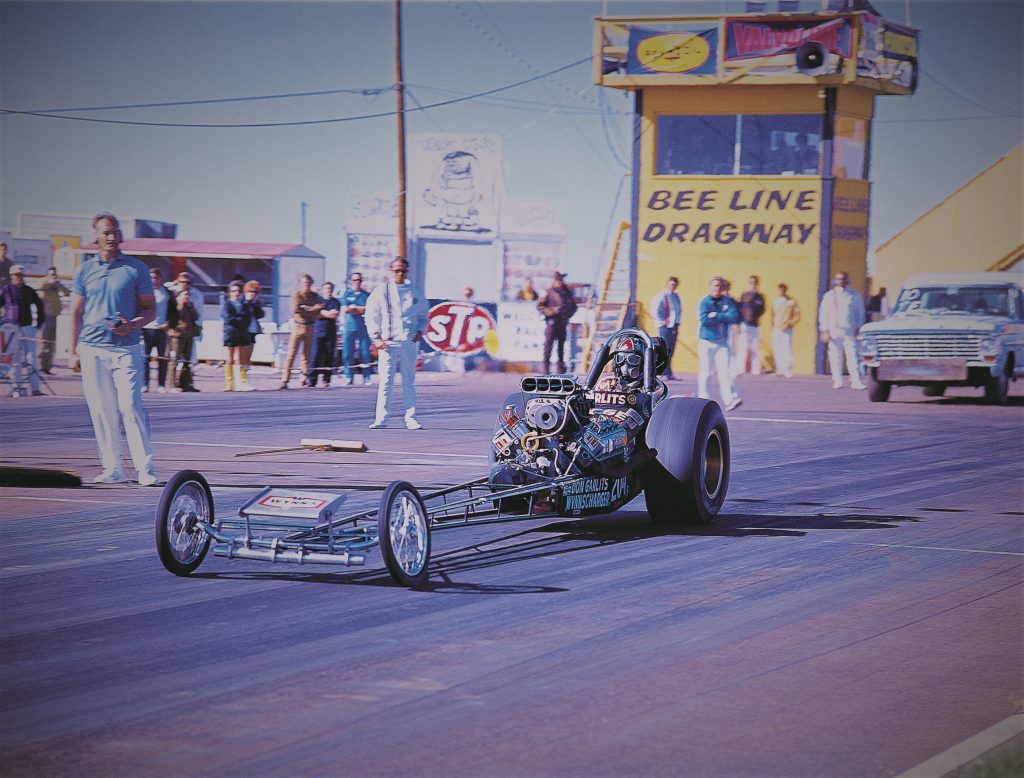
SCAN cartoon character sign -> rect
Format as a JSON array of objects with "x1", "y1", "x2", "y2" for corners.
[
  {"x1": 411, "y1": 133, "x2": 502, "y2": 239},
  {"x1": 423, "y1": 151, "x2": 484, "y2": 232}
]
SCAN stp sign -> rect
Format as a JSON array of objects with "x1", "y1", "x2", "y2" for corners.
[{"x1": 425, "y1": 302, "x2": 496, "y2": 356}]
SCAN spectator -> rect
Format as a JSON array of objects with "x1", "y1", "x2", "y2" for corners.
[
  {"x1": 340, "y1": 272, "x2": 371, "y2": 386},
  {"x1": 697, "y1": 275, "x2": 742, "y2": 411},
  {"x1": 220, "y1": 280, "x2": 257, "y2": 391},
  {"x1": 238, "y1": 280, "x2": 264, "y2": 391},
  {"x1": 650, "y1": 275, "x2": 682, "y2": 380},
  {"x1": 308, "y1": 281, "x2": 341, "y2": 388},
  {"x1": 69, "y1": 213, "x2": 162, "y2": 485},
  {"x1": 866, "y1": 286, "x2": 889, "y2": 322},
  {"x1": 167, "y1": 287, "x2": 202, "y2": 392},
  {"x1": 142, "y1": 267, "x2": 171, "y2": 393},
  {"x1": 818, "y1": 270, "x2": 866, "y2": 390},
  {"x1": 278, "y1": 273, "x2": 323, "y2": 390},
  {"x1": 166, "y1": 272, "x2": 204, "y2": 390},
  {"x1": 516, "y1": 277, "x2": 539, "y2": 302},
  {"x1": 0, "y1": 242, "x2": 12, "y2": 287},
  {"x1": 0, "y1": 264, "x2": 46, "y2": 396},
  {"x1": 771, "y1": 283, "x2": 801, "y2": 378},
  {"x1": 365, "y1": 257, "x2": 427, "y2": 430},
  {"x1": 39, "y1": 266, "x2": 70, "y2": 374},
  {"x1": 734, "y1": 274, "x2": 766, "y2": 376},
  {"x1": 462, "y1": 286, "x2": 475, "y2": 302},
  {"x1": 537, "y1": 271, "x2": 577, "y2": 374}
]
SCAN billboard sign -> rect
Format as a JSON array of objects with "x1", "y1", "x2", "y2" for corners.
[
  {"x1": 410, "y1": 133, "x2": 502, "y2": 240},
  {"x1": 627, "y1": 25, "x2": 718, "y2": 76},
  {"x1": 423, "y1": 301, "x2": 497, "y2": 356}
]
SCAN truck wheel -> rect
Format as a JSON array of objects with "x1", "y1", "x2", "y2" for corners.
[
  {"x1": 984, "y1": 369, "x2": 1010, "y2": 405},
  {"x1": 378, "y1": 481, "x2": 431, "y2": 588},
  {"x1": 155, "y1": 470, "x2": 213, "y2": 576},
  {"x1": 641, "y1": 398, "x2": 729, "y2": 526},
  {"x1": 868, "y1": 377, "x2": 891, "y2": 402},
  {"x1": 922, "y1": 385, "x2": 946, "y2": 397}
]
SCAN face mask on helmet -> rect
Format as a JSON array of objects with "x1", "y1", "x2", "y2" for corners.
[{"x1": 613, "y1": 337, "x2": 643, "y2": 382}]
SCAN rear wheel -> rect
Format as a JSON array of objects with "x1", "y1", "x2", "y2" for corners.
[
  {"x1": 378, "y1": 481, "x2": 431, "y2": 588},
  {"x1": 155, "y1": 470, "x2": 213, "y2": 576},
  {"x1": 641, "y1": 398, "x2": 729, "y2": 526}
]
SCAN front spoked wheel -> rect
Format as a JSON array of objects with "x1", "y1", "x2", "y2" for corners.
[
  {"x1": 378, "y1": 481, "x2": 431, "y2": 588},
  {"x1": 155, "y1": 470, "x2": 213, "y2": 576}
]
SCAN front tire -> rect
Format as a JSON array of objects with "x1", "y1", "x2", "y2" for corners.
[
  {"x1": 155, "y1": 470, "x2": 213, "y2": 576},
  {"x1": 378, "y1": 481, "x2": 431, "y2": 588},
  {"x1": 868, "y1": 375, "x2": 891, "y2": 402},
  {"x1": 984, "y1": 369, "x2": 1010, "y2": 405},
  {"x1": 641, "y1": 398, "x2": 729, "y2": 526}
]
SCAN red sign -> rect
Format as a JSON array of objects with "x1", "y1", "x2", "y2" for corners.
[{"x1": 424, "y1": 302, "x2": 496, "y2": 356}]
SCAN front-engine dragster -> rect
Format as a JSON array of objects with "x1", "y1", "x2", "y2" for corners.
[{"x1": 155, "y1": 327, "x2": 731, "y2": 588}]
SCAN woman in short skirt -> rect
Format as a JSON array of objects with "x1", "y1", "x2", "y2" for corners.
[{"x1": 221, "y1": 281, "x2": 256, "y2": 391}]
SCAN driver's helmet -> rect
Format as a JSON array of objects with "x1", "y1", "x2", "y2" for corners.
[{"x1": 613, "y1": 335, "x2": 644, "y2": 383}]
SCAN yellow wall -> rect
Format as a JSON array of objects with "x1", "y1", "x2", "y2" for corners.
[
  {"x1": 636, "y1": 87, "x2": 845, "y2": 376},
  {"x1": 636, "y1": 177, "x2": 824, "y2": 375},
  {"x1": 874, "y1": 144, "x2": 1024, "y2": 294}
]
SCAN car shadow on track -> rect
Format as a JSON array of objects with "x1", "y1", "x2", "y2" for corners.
[
  {"x1": 191, "y1": 508, "x2": 922, "y2": 591},
  {"x1": 191, "y1": 569, "x2": 565, "y2": 594}
]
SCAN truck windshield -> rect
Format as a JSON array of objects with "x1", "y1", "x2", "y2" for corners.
[{"x1": 893, "y1": 286, "x2": 1012, "y2": 317}]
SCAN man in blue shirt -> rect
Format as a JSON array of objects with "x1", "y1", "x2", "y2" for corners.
[
  {"x1": 697, "y1": 275, "x2": 742, "y2": 411},
  {"x1": 307, "y1": 281, "x2": 340, "y2": 387},
  {"x1": 70, "y1": 213, "x2": 163, "y2": 486},
  {"x1": 340, "y1": 271, "x2": 371, "y2": 386}
]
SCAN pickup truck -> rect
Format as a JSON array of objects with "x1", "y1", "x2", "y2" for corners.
[{"x1": 858, "y1": 272, "x2": 1024, "y2": 404}]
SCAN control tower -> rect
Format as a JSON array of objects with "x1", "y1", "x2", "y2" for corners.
[{"x1": 594, "y1": 2, "x2": 918, "y2": 374}]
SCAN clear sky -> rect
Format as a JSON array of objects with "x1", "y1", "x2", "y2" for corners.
[{"x1": 1, "y1": 0, "x2": 1021, "y2": 286}]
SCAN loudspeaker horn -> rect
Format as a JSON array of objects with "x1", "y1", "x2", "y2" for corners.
[{"x1": 795, "y1": 41, "x2": 830, "y2": 76}]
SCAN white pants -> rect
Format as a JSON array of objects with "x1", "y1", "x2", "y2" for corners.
[
  {"x1": 772, "y1": 328, "x2": 793, "y2": 377},
  {"x1": 12, "y1": 325, "x2": 41, "y2": 393},
  {"x1": 826, "y1": 331, "x2": 864, "y2": 388},
  {"x1": 698, "y1": 339, "x2": 738, "y2": 406},
  {"x1": 374, "y1": 340, "x2": 418, "y2": 424},
  {"x1": 734, "y1": 323, "x2": 761, "y2": 376},
  {"x1": 79, "y1": 342, "x2": 157, "y2": 478}
]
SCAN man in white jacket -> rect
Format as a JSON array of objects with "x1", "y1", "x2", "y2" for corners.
[
  {"x1": 365, "y1": 257, "x2": 428, "y2": 429},
  {"x1": 818, "y1": 270, "x2": 866, "y2": 390}
]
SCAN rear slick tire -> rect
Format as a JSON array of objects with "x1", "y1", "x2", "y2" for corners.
[{"x1": 641, "y1": 397, "x2": 729, "y2": 526}]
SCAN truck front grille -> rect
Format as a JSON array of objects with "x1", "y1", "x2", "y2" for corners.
[{"x1": 876, "y1": 333, "x2": 981, "y2": 359}]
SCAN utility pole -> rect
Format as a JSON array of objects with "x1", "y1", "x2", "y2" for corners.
[
  {"x1": 394, "y1": 0, "x2": 408, "y2": 260},
  {"x1": 300, "y1": 201, "x2": 308, "y2": 245}
]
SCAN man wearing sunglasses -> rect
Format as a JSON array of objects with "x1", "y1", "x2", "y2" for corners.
[{"x1": 365, "y1": 258, "x2": 427, "y2": 429}]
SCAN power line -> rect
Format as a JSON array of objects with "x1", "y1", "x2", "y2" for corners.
[
  {"x1": 0, "y1": 57, "x2": 591, "y2": 129},
  {"x1": 13, "y1": 86, "x2": 396, "y2": 114}
]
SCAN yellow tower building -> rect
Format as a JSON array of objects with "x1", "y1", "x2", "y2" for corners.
[{"x1": 594, "y1": 5, "x2": 918, "y2": 374}]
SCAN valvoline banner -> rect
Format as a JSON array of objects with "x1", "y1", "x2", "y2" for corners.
[
  {"x1": 424, "y1": 301, "x2": 497, "y2": 356},
  {"x1": 627, "y1": 26, "x2": 718, "y2": 76},
  {"x1": 725, "y1": 17, "x2": 852, "y2": 60}
]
